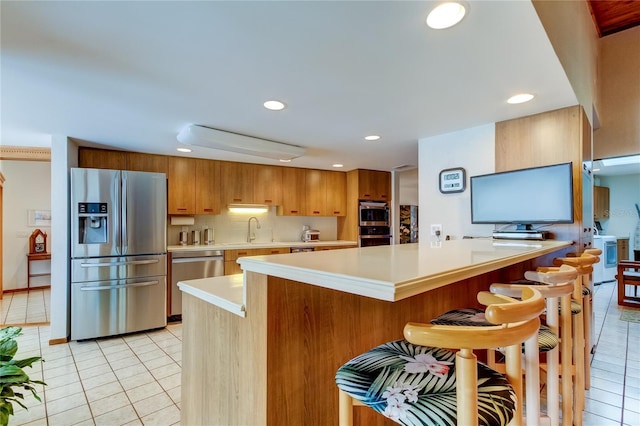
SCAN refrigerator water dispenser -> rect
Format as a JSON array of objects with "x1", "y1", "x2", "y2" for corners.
[{"x1": 78, "y1": 202, "x2": 108, "y2": 244}]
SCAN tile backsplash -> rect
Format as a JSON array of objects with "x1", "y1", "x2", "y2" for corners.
[{"x1": 167, "y1": 207, "x2": 338, "y2": 246}]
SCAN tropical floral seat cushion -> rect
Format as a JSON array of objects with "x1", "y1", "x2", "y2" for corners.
[
  {"x1": 431, "y1": 308, "x2": 558, "y2": 352},
  {"x1": 335, "y1": 340, "x2": 516, "y2": 426}
]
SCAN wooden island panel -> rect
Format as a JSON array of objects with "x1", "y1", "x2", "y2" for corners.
[{"x1": 182, "y1": 261, "x2": 535, "y2": 425}]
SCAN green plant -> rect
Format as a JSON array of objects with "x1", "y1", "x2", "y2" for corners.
[{"x1": 0, "y1": 327, "x2": 46, "y2": 426}]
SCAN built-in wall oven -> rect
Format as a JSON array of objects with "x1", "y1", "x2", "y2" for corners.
[{"x1": 359, "y1": 201, "x2": 391, "y2": 247}]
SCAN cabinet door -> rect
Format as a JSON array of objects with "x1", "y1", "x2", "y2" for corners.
[
  {"x1": 326, "y1": 171, "x2": 347, "y2": 216},
  {"x1": 373, "y1": 171, "x2": 391, "y2": 201},
  {"x1": 254, "y1": 165, "x2": 282, "y2": 206},
  {"x1": 195, "y1": 159, "x2": 221, "y2": 215},
  {"x1": 305, "y1": 170, "x2": 326, "y2": 216},
  {"x1": 78, "y1": 147, "x2": 127, "y2": 170},
  {"x1": 127, "y1": 153, "x2": 168, "y2": 173},
  {"x1": 594, "y1": 186, "x2": 609, "y2": 218},
  {"x1": 278, "y1": 168, "x2": 306, "y2": 216},
  {"x1": 220, "y1": 162, "x2": 255, "y2": 205},
  {"x1": 168, "y1": 157, "x2": 196, "y2": 214},
  {"x1": 357, "y1": 170, "x2": 390, "y2": 201}
]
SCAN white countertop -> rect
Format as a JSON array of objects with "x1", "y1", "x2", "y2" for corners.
[
  {"x1": 167, "y1": 240, "x2": 357, "y2": 252},
  {"x1": 238, "y1": 238, "x2": 572, "y2": 301},
  {"x1": 178, "y1": 274, "x2": 245, "y2": 317},
  {"x1": 179, "y1": 239, "x2": 572, "y2": 315}
]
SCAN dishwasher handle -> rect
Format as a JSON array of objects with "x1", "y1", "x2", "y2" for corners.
[{"x1": 171, "y1": 256, "x2": 224, "y2": 264}]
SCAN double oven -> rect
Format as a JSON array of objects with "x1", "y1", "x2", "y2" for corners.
[{"x1": 359, "y1": 201, "x2": 391, "y2": 247}]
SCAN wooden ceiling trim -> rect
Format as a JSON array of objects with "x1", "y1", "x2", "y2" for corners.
[{"x1": 0, "y1": 146, "x2": 51, "y2": 161}]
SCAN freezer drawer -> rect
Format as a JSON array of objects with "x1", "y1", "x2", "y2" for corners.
[
  {"x1": 72, "y1": 255, "x2": 166, "y2": 283},
  {"x1": 71, "y1": 276, "x2": 167, "y2": 340}
]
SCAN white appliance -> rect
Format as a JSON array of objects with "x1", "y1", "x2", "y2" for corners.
[{"x1": 593, "y1": 235, "x2": 618, "y2": 284}]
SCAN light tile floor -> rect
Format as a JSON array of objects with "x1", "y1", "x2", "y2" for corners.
[
  {"x1": 9, "y1": 322, "x2": 182, "y2": 426},
  {"x1": 4, "y1": 280, "x2": 639, "y2": 425},
  {"x1": 0, "y1": 288, "x2": 50, "y2": 325}
]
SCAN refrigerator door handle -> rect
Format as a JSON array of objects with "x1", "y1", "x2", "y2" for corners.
[
  {"x1": 114, "y1": 173, "x2": 122, "y2": 255},
  {"x1": 80, "y1": 259, "x2": 160, "y2": 267},
  {"x1": 79, "y1": 280, "x2": 159, "y2": 291},
  {"x1": 121, "y1": 173, "x2": 128, "y2": 255}
]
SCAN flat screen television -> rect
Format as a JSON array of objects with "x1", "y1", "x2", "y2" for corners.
[{"x1": 470, "y1": 162, "x2": 574, "y2": 230}]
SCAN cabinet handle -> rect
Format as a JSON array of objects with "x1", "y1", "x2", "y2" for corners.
[
  {"x1": 233, "y1": 198, "x2": 242, "y2": 202},
  {"x1": 333, "y1": 211, "x2": 340, "y2": 214},
  {"x1": 237, "y1": 251, "x2": 248, "y2": 256},
  {"x1": 204, "y1": 208, "x2": 213, "y2": 212},
  {"x1": 290, "y1": 210, "x2": 298, "y2": 214},
  {"x1": 264, "y1": 199, "x2": 272, "y2": 203},
  {"x1": 177, "y1": 208, "x2": 187, "y2": 211},
  {"x1": 313, "y1": 211, "x2": 320, "y2": 215},
  {"x1": 363, "y1": 193, "x2": 371, "y2": 197}
]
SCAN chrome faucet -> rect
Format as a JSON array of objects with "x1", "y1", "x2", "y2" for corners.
[{"x1": 247, "y1": 216, "x2": 261, "y2": 243}]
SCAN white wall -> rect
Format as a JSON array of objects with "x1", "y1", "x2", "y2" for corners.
[
  {"x1": 1, "y1": 160, "x2": 52, "y2": 290},
  {"x1": 49, "y1": 136, "x2": 77, "y2": 342},
  {"x1": 418, "y1": 123, "x2": 495, "y2": 241},
  {"x1": 598, "y1": 173, "x2": 640, "y2": 256}
]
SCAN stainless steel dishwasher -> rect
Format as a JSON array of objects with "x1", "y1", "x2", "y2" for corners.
[{"x1": 170, "y1": 250, "x2": 224, "y2": 318}]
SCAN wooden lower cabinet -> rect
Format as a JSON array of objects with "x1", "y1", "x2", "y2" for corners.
[
  {"x1": 618, "y1": 238, "x2": 630, "y2": 262},
  {"x1": 224, "y1": 247, "x2": 290, "y2": 275}
]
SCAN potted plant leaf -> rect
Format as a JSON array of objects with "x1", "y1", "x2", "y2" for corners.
[{"x1": 0, "y1": 327, "x2": 46, "y2": 426}]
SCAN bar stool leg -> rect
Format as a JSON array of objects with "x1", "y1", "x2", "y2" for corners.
[
  {"x1": 338, "y1": 390, "x2": 353, "y2": 426},
  {"x1": 573, "y1": 296, "x2": 585, "y2": 426},
  {"x1": 561, "y1": 294, "x2": 573, "y2": 426}
]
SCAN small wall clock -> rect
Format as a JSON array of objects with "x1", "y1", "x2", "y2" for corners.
[
  {"x1": 29, "y1": 228, "x2": 47, "y2": 254},
  {"x1": 439, "y1": 167, "x2": 466, "y2": 194}
]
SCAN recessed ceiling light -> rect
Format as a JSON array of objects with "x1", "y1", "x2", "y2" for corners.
[
  {"x1": 332, "y1": 164, "x2": 344, "y2": 168},
  {"x1": 177, "y1": 147, "x2": 192, "y2": 153},
  {"x1": 279, "y1": 159, "x2": 291, "y2": 163},
  {"x1": 263, "y1": 100, "x2": 286, "y2": 111},
  {"x1": 364, "y1": 135, "x2": 381, "y2": 141},
  {"x1": 426, "y1": 2, "x2": 466, "y2": 29},
  {"x1": 507, "y1": 93, "x2": 534, "y2": 104}
]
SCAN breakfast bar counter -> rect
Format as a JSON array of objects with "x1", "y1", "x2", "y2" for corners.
[{"x1": 180, "y1": 239, "x2": 572, "y2": 425}]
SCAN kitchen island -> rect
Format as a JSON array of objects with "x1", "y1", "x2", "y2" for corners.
[{"x1": 180, "y1": 238, "x2": 572, "y2": 425}]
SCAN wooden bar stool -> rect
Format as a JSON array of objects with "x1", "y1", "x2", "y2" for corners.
[
  {"x1": 580, "y1": 248, "x2": 601, "y2": 389},
  {"x1": 550, "y1": 253, "x2": 599, "y2": 426},
  {"x1": 490, "y1": 264, "x2": 578, "y2": 426},
  {"x1": 335, "y1": 288, "x2": 544, "y2": 426}
]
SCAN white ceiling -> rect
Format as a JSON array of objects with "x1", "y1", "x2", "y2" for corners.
[{"x1": 1, "y1": 1, "x2": 578, "y2": 172}]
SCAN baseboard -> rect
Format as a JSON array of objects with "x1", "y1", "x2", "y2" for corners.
[
  {"x1": 49, "y1": 337, "x2": 69, "y2": 346},
  {"x1": 2, "y1": 285, "x2": 51, "y2": 294}
]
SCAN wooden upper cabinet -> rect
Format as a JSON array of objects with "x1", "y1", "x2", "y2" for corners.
[
  {"x1": 195, "y1": 159, "x2": 221, "y2": 215},
  {"x1": 594, "y1": 186, "x2": 610, "y2": 219},
  {"x1": 168, "y1": 157, "x2": 196, "y2": 215},
  {"x1": 254, "y1": 165, "x2": 282, "y2": 206},
  {"x1": 305, "y1": 169, "x2": 326, "y2": 216},
  {"x1": 278, "y1": 168, "x2": 306, "y2": 216},
  {"x1": 358, "y1": 169, "x2": 390, "y2": 201},
  {"x1": 326, "y1": 171, "x2": 347, "y2": 216},
  {"x1": 78, "y1": 147, "x2": 127, "y2": 170},
  {"x1": 220, "y1": 162, "x2": 255, "y2": 205},
  {"x1": 126, "y1": 152, "x2": 168, "y2": 173}
]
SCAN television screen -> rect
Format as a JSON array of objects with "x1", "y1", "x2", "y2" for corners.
[{"x1": 470, "y1": 162, "x2": 574, "y2": 229}]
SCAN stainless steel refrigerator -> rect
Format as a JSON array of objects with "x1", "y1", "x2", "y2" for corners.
[{"x1": 70, "y1": 168, "x2": 167, "y2": 340}]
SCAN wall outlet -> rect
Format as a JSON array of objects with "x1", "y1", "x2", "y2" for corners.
[{"x1": 430, "y1": 224, "x2": 442, "y2": 236}]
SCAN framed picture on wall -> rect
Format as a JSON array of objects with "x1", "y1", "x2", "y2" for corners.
[{"x1": 28, "y1": 209, "x2": 51, "y2": 227}]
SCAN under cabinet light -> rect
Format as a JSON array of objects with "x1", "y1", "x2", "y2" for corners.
[
  {"x1": 177, "y1": 124, "x2": 305, "y2": 161},
  {"x1": 228, "y1": 204, "x2": 269, "y2": 214},
  {"x1": 601, "y1": 155, "x2": 640, "y2": 166}
]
